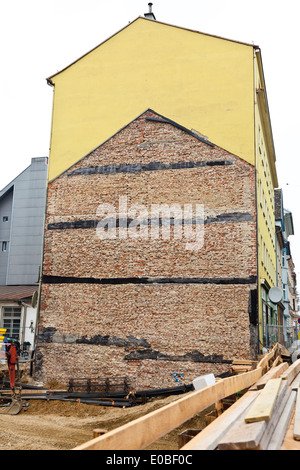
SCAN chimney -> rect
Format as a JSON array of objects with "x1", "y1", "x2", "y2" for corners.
[{"x1": 144, "y1": 2, "x2": 156, "y2": 20}]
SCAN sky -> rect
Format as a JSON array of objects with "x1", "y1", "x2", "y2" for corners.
[{"x1": 0, "y1": 0, "x2": 299, "y2": 274}]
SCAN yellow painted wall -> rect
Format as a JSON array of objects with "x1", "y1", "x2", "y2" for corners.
[{"x1": 48, "y1": 17, "x2": 255, "y2": 181}]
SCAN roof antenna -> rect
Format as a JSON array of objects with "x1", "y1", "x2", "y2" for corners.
[{"x1": 144, "y1": 2, "x2": 156, "y2": 20}]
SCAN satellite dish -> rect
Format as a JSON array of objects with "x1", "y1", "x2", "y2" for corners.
[{"x1": 269, "y1": 287, "x2": 283, "y2": 304}]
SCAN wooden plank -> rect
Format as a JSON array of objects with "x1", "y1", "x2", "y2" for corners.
[
  {"x1": 232, "y1": 360, "x2": 257, "y2": 365},
  {"x1": 257, "y1": 344, "x2": 279, "y2": 372},
  {"x1": 258, "y1": 383, "x2": 292, "y2": 449},
  {"x1": 267, "y1": 390, "x2": 297, "y2": 450},
  {"x1": 281, "y1": 408, "x2": 300, "y2": 450},
  {"x1": 281, "y1": 409, "x2": 300, "y2": 450},
  {"x1": 293, "y1": 388, "x2": 300, "y2": 440},
  {"x1": 291, "y1": 373, "x2": 300, "y2": 391},
  {"x1": 271, "y1": 355, "x2": 282, "y2": 368},
  {"x1": 244, "y1": 378, "x2": 282, "y2": 423},
  {"x1": 250, "y1": 362, "x2": 288, "y2": 390},
  {"x1": 281, "y1": 359, "x2": 300, "y2": 385},
  {"x1": 181, "y1": 390, "x2": 260, "y2": 450},
  {"x1": 231, "y1": 360, "x2": 257, "y2": 371},
  {"x1": 73, "y1": 368, "x2": 263, "y2": 450},
  {"x1": 217, "y1": 381, "x2": 289, "y2": 450},
  {"x1": 231, "y1": 365, "x2": 252, "y2": 372},
  {"x1": 222, "y1": 368, "x2": 262, "y2": 398},
  {"x1": 217, "y1": 400, "x2": 266, "y2": 450}
]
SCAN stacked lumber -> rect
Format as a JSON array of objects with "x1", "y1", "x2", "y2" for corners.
[
  {"x1": 256, "y1": 343, "x2": 282, "y2": 374},
  {"x1": 231, "y1": 344, "x2": 284, "y2": 376},
  {"x1": 231, "y1": 360, "x2": 258, "y2": 374},
  {"x1": 73, "y1": 368, "x2": 263, "y2": 450},
  {"x1": 73, "y1": 345, "x2": 300, "y2": 451},
  {"x1": 249, "y1": 362, "x2": 288, "y2": 390},
  {"x1": 281, "y1": 386, "x2": 300, "y2": 450},
  {"x1": 182, "y1": 359, "x2": 300, "y2": 451}
]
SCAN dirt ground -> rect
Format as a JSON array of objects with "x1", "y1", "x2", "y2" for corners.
[
  {"x1": 0, "y1": 373, "x2": 210, "y2": 451},
  {"x1": 0, "y1": 393, "x2": 211, "y2": 451}
]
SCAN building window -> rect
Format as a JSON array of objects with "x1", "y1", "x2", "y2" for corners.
[
  {"x1": 1, "y1": 241, "x2": 8, "y2": 252},
  {"x1": 1, "y1": 307, "x2": 21, "y2": 340},
  {"x1": 262, "y1": 190, "x2": 266, "y2": 215},
  {"x1": 283, "y1": 284, "x2": 287, "y2": 300},
  {"x1": 2, "y1": 216, "x2": 8, "y2": 222}
]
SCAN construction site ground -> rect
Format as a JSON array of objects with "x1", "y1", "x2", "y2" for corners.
[
  {"x1": 2, "y1": 345, "x2": 299, "y2": 451},
  {"x1": 0, "y1": 386, "x2": 209, "y2": 451}
]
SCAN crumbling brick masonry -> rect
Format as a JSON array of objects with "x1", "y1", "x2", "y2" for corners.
[{"x1": 36, "y1": 109, "x2": 258, "y2": 389}]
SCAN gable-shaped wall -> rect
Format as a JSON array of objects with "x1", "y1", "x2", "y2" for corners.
[
  {"x1": 48, "y1": 17, "x2": 255, "y2": 182},
  {"x1": 36, "y1": 111, "x2": 257, "y2": 388}
]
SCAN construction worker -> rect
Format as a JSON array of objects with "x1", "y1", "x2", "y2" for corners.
[{"x1": 5, "y1": 340, "x2": 19, "y2": 393}]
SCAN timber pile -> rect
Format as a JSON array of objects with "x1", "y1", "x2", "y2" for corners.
[
  {"x1": 73, "y1": 344, "x2": 300, "y2": 451},
  {"x1": 230, "y1": 360, "x2": 257, "y2": 374},
  {"x1": 182, "y1": 358, "x2": 300, "y2": 450}
]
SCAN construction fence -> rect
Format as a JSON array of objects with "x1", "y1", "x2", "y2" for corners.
[{"x1": 265, "y1": 323, "x2": 300, "y2": 352}]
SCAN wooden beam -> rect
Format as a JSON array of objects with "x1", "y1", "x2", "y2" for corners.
[
  {"x1": 244, "y1": 378, "x2": 282, "y2": 423},
  {"x1": 281, "y1": 359, "x2": 300, "y2": 385},
  {"x1": 250, "y1": 362, "x2": 288, "y2": 390},
  {"x1": 257, "y1": 343, "x2": 279, "y2": 373},
  {"x1": 218, "y1": 381, "x2": 292, "y2": 450},
  {"x1": 217, "y1": 381, "x2": 290, "y2": 450},
  {"x1": 291, "y1": 374, "x2": 300, "y2": 391},
  {"x1": 267, "y1": 390, "x2": 297, "y2": 450},
  {"x1": 73, "y1": 368, "x2": 263, "y2": 450},
  {"x1": 231, "y1": 365, "x2": 253, "y2": 373},
  {"x1": 217, "y1": 406, "x2": 266, "y2": 449},
  {"x1": 293, "y1": 388, "x2": 300, "y2": 440},
  {"x1": 271, "y1": 355, "x2": 282, "y2": 368},
  {"x1": 181, "y1": 390, "x2": 260, "y2": 450},
  {"x1": 258, "y1": 383, "x2": 292, "y2": 449},
  {"x1": 281, "y1": 409, "x2": 300, "y2": 450},
  {"x1": 222, "y1": 368, "x2": 262, "y2": 398},
  {"x1": 232, "y1": 360, "x2": 257, "y2": 365}
]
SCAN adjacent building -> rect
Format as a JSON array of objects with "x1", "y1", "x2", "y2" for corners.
[
  {"x1": 0, "y1": 157, "x2": 48, "y2": 352},
  {"x1": 274, "y1": 189, "x2": 299, "y2": 349},
  {"x1": 275, "y1": 189, "x2": 286, "y2": 345}
]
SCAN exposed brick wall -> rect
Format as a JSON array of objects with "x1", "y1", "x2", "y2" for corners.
[{"x1": 36, "y1": 110, "x2": 258, "y2": 389}]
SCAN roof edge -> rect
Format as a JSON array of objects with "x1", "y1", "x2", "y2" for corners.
[
  {"x1": 46, "y1": 17, "x2": 141, "y2": 85},
  {"x1": 46, "y1": 16, "x2": 259, "y2": 86}
]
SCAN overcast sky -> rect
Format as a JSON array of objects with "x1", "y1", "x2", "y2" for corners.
[{"x1": 1, "y1": 0, "x2": 299, "y2": 275}]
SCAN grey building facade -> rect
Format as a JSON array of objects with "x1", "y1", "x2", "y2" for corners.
[
  {"x1": 0, "y1": 157, "x2": 47, "y2": 351},
  {"x1": 274, "y1": 188, "x2": 299, "y2": 349},
  {"x1": 0, "y1": 157, "x2": 48, "y2": 285}
]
